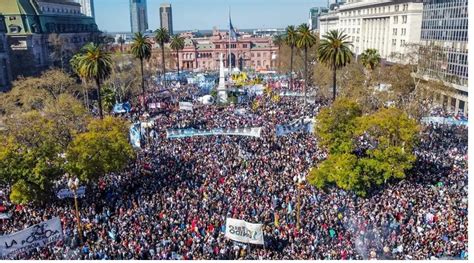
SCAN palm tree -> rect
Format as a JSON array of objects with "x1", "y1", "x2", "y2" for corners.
[
  {"x1": 155, "y1": 28, "x2": 170, "y2": 88},
  {"x1": 70, "y1": 54, "x2": 89, "y2": 109},
  {"x1": 285, "y1": 25, "x2": 298, "y2": 90},
  {"x1": 130, "y1": 32, "x2": 152, "y2": 111},
  {"x1": 360, "y1": 48, "x2": 381, "y2": 70},
  {"x1": 118, "y1": 37, "x2": 125, "y2": 53},
  {"x1": 170, "y1": 35, "x2": 185, "y2": 75},
  {"x1": 296, "y1": 23, "x2": 317, "y2": 107},
  {"x1": 74, "y1": 43, "x2": 112, "y2": 119},
  {"x1": 318, "y1": 30, "x2": 354, "y2": 101},
  {"x1": 273, "y1": 34, "x2": 284, "y2": 70}
]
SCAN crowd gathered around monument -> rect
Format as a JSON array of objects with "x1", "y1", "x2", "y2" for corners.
[{"x1": 0, "y1": 74, "x2": 468, "y2": 260}]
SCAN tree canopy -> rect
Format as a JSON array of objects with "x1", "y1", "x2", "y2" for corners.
[{"x1": 309, "y1": 99, "x2": 419, "y2": 196}]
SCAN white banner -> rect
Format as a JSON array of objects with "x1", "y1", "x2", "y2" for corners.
[
  {"x1": 179, "y1": 102, "x2": 193, "y2": 111},
  {"x1": 0, "y1": 217, "x2": 63, "y2": 259},
  {"x1": 225, "y1": 218, "x2": 264, "y2": 245},
  {"x1": 167, "y1": 127, "x2": 262, "y2": 139},
  {"x1": 56, "y1": 186, "x2": 86, "y2": 199},
  {"x1": 0, "y1": 213, "x2": 11, "y2": 220}
]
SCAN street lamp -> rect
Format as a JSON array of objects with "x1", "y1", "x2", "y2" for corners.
[
  {"x1": 293, "y1": 174, "x2": 305, "y2": 231},
  {"x1": 67, "y1": 174, "x2": 83, "y2": 246}
]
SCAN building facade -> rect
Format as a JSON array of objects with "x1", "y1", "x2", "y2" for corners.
[
  {"x1": 130, "y1": 0, "x2": 148, "y2": 33},
  {"x1": 168, "y1": 29, "x2": 278, "y2": 72},
  {"x1": 309, "y1": 7, "x2": 329, "y2": 31},
  {"x1": 420, "y1": 0, "x2": 468, "y2": 113},
  {"x1": 77, "y1": 0, "x2": 95, "y2": 17},
  {"x1": 0, "y1": 0, "x2": 99, "y2": 80},
  {"x1": 0, "y1": 17, "x2": 12, "y2": 91},
  {"x1": 319, "y1": 0, "x2": 424, "y2": 62},
  {"x1": 159, "y1": 3, "x2": 173, "y2": 35}
]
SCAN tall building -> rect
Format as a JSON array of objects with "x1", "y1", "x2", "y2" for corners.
[
  {"x1": 309, "y1": 7, "x2": 329, "y2": 31},
  {"x1": 130, "y1": 0, "x2": 148, "y2": 33},
  {"x1": 0, "y1": 0, "x2": 99, "y2": 81},
  {"x1": 159, "y1": 3, "x2": 173, "y2": 35},
  {"x1": 78, "y1": 0, "x2": 95, "y2": 17},
  {"x1": 420, "y1": 0, "x2": 468, "y2": 113},
  {"x1": 319, "y1": 0, "x2": 424, "y2": 62}
]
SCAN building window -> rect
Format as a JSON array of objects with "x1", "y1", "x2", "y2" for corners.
[
  {"x1": 357, "y1": 28, "x2": 360, "y2": 34},
  {"x1": 392, "y1": 39, "x2": 397, "y2": 46},
  {"x1": 401, "y1": 28, "x2": 406, "y2": 36},
  {"x1": 394, "y1": 16, "x2": 398, "y2": 24},
  {"x1": 393, "y1": 28, "x2": 397, "y2": 35},
  {"x1": 403, "y1": 4, "x2": 408, "y2": 11},
  {"x1": 400, "y1": 40, "x2": 406, "y2": 46},
  {"x1": 402, "y1": 15, "x2": 407, "y2": 24},
  {"x1": 215, "y1": 45, "x2": 220, "y2": 49},
  {"x1": 395, "y1": 5, "x2": 399, "y2": 12}
]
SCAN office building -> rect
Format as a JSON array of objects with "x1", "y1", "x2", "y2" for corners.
[
  {"x1": 130, "y1": 0, "x2": 148, "y2": 33},
  {"x1": 319, "y1": 0, "x2": 424, "y2": 62},
  {"x1": 159, "y1": 3, "x2": 173, "y2": 35},
  {"x1": 420, "y1": 0, "x2": 468, "y2": 113},
  {"x1": 78, "y1": 0, "x2": 95, "y2": 17},
  {"x1": 0, "y1": 0, "x2": 99, "y2": 80},
  {"x1": 309, "y1": 7, "x2": 329, "y2": 31}
]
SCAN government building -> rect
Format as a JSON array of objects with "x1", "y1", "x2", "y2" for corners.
[
  {"x1": 174, "y1": 29, "x2": 279, "y2": 72},
  {"x1": 319, "y1": 0, "x2": 424, "y2": 62},
  {"x1": 0, "y1": 0, "x2": 99, "y2": 83}
]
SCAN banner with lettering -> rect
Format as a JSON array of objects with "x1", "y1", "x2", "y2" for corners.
[
  {"x1": 179, "y1": 102, "x2": 193, "y2": 111},
  {"x1": 56, "y1": 186, "x2": 86, "y2": 199},
  {"x1": 225, "y1": 218, "x2": 264, "y2": 245},
  {"x1": 0, "y1": 217, "x2": 63, "y2": 259},
  {"x1": 276, "y1": 117, "x2": 314, "y2": 136},
  {"x1": 166, "y1": 127, "x2": 262, "y2": 139}
]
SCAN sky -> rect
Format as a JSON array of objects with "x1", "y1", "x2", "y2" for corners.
[{"x1": 94, "y1": 0, "x2": 329, "y2": 32}]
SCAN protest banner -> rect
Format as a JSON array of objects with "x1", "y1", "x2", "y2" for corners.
[
  {"x1": 166, "y1": 127, "x2": 262, "y2": 139},
  {"x1": 0, "y1": 217, "x2": 63, "y2": 259},
  {"x1": 129, "y1": 123, "x2": 141, "y2": 148},
  {"x1": 56, "y1": 186, "x2": 86, "y2": 199},
  {"x1": 225, "y1": 218, "x2": 264, "y2": 245},
  {"x1": 0, "y1": 213, "x2": 11, "y2": 220},
  {"x1": 276, "y1": 117, "x2": 315, "y2": 136},
  {"x1": 179, "y1": 102, "x2": 193, "y2": 111}
]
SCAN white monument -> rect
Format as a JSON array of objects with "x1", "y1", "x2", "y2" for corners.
[{"x1": 217, "y1": 53, "x2": 228, "y2": 103}]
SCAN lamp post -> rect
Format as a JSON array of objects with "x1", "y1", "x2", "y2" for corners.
[
  {"x1": 294, "y1": 174, "x2": 305, "y2": 231},
  {"x1": 67, "y1": 175, "x2": 83, "y2": 246}
]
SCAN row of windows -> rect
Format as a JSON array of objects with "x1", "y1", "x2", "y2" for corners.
[
  {"x1": 421, "y1": 18, "x2": 468, "y2": 31},
  {"x1": 393, "y1": 28, "x2": 407, "y2": 36},
  {"x1": 340, "y1": 4, "x2": 410, "y2": 17},
  {"x1": 421, "y1": 30, "x2": 468, "y2": 42},
  {"x1": 391, "y1": 39, "x2": 406, "y2": 47},
  {"x1": 45, "y1": 23, "x2": 97, "y2": 33},
  {"x1": 40, "y1": 6, "x2": 81, "y2": 15}
]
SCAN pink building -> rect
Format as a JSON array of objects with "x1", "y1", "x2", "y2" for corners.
[{"x1": 173, "y1": 29, "x2": 278, "y2": 72}]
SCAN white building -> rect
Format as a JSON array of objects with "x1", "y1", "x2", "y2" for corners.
[
  {"x1": 77, "y1": 0, "x2": 95, "y2": 17},
  {"x1": 318, "y1": 0, "x2": 423, "y2": 63}
]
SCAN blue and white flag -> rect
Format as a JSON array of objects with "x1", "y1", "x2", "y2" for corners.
[{"x1": 229, "y1": 15, "x2": 238, "y2": 40}]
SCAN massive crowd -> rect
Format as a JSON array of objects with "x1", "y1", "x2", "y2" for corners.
[{"x1": 0, "y1": 78, "x2": 468, "y2": 260}]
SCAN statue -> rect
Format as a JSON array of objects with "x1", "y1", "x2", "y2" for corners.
[{"x1": 217, "y1": 53, "x2": 228, "y2": 103}]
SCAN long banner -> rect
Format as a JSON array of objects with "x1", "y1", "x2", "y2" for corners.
[
  {"x1": 225, "y1": 218, "x2": 264, "y2": 245},
  {"x1": 421, "y1": 116, "x2": 468, "y2": 126},
  {"x1": 129, "y1": 123, "x2": 141, "y2": 148},
  {"x1": 166, "y1": 127, "x2": 262, "y2": 139},
  {"x1": 179, "y1": 102, "x2": 193, "y2": 111},
  {"x1": 0, "y1": 217, "x2": 63, "y2": 259}
]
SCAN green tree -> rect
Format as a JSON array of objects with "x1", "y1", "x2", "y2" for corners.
[
  {"x1": 66, "y1": 116, "x2": 135, "y2": 182},
  {"x1": 155, "y1": 28, "x2": 170, "y2": 88},
  {"x1": 315, "y1": 98, "x2": 362, "y2": 154},
  {"x1": 360, "y1": 48, "x2": 381, "y2": 70},
  {"x1": 170, "y1": 35, "x2": 185, "y2": 75},
  {"x1": 0, "y1": 111, "x2": 65, "y2": 204},
  {"x1": 318, "y1": 30, "x2": 353, "y2": 101},
  {"x1": 310, "y1": 99, "x2": 419, "y2": 196},
  {"x1": 285, "y1": 25, "x2": 298, "y2": 90},
  {"x1": 296, "y1": 23, "x2": 317, "y2": 106},
  {"x1": 130, "y1": 32, "x2": 152, "y2": 111},
  {"x1": 74, "y1": 43, "x2": 113, "y2": 119}
]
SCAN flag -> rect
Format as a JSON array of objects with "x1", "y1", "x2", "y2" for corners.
[
  {"x1": 287, "y1": 202, "x2": 293, "y2": 214},
  {"x1": 229, "y1": 16, "x2": 238, "y2": 40}
]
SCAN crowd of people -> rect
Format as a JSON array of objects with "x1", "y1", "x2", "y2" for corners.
[{"x1": 0, "y1": 77, "x2": 468, "y2": 260}]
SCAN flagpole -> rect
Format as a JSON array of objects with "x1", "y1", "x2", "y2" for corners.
[{"x1": 228, "y1": 7, "x2": 232, "y2": 77}]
